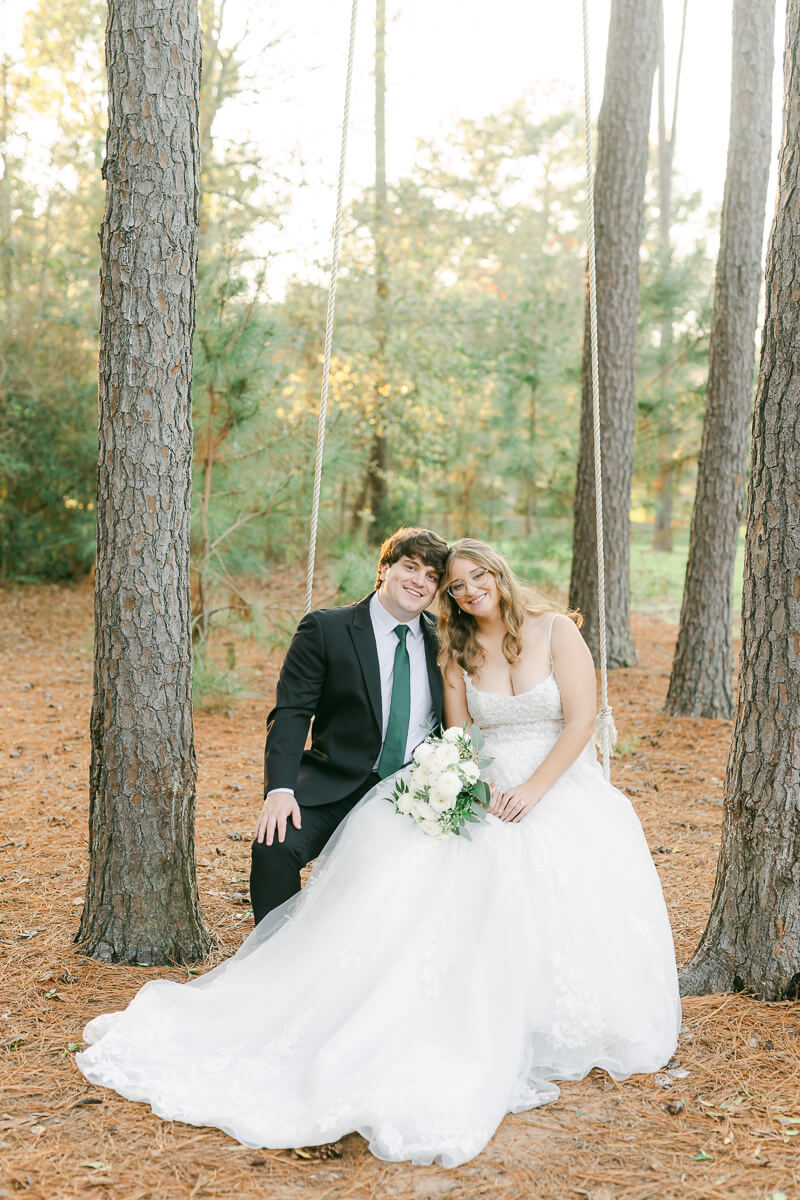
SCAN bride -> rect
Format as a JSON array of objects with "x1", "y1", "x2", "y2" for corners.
[{"x1": 76, "y1": 538, "x2": 681, "y2": 1168}]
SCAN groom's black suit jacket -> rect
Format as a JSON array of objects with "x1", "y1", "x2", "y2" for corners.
[{"x1": 263, "y1": 593, "x2": 444, "y2": 807}]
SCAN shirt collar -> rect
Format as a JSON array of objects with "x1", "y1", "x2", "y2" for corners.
[{"x1": 370, "y1": 591, "x2": 422, "y2": 640}]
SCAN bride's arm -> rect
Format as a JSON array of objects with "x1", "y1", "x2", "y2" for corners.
[
  {"x1": 442, "y1": 659, "x2": 471, "y2": 728},
  {"x1": 491, "y1": 614, "x2": 597, "y2": 822}
]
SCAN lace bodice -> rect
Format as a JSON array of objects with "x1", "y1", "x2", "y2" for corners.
[{"x1": 464, "y1": 672, "x2": 568, "y2": 789}]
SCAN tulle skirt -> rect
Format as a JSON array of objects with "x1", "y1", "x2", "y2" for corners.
[{"x1": 77, "y1": 751, "x2": 680, "y2": 1167}]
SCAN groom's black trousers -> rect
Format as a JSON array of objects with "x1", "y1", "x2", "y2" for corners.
[{"x1": 249, "y1": 773, "x2": 380, "y2": 925}]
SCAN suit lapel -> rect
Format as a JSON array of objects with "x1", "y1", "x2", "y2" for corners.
[
  {"x1": 347, "y1": 595, "x2": 383, "y2": 729},
  {"x1": 421, "y1": 612, "x2": 444, "y2": 725}
]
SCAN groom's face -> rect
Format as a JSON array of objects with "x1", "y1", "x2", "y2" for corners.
[{"x1": 378, "y1": 555, "x2": 440, "y2": 621}]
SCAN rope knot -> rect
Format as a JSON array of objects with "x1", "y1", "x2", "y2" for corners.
[{"x1": 592, "y1": 704, "x2": 618, "y2": 761}]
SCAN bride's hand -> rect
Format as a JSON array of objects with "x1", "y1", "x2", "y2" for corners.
[
  {"x1": 487, "y1": 783, "x2": 505, "y2": 816},
  {"x1": 490, "y1": 781, "x2": 540, "y2": 822}
]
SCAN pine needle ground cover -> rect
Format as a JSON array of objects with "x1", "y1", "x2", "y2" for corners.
[{"x1": 1, "y1": 579, "x2": 797, "y2": 1200}]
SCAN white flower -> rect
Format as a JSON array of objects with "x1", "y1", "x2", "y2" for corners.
[
  {"x1": 438, "y1": 770, "x2": 462, "y2": 798},
  {"x1": 429, "y1": 770, "x2": 461, "y2": 812},
  {"x1": 431, "y1": 741, "x2": 459, "y2": 768},
  {"x1": 411, "y1": 761, "x2": 432, "y2": 789},
  {"x1": 426, "y1": 788, "x2": 451, "y2": 815},
  {"x1": 413, "y1": 741, "x2": 435, "y2": 765},
  {"x1": 460, "y1": 760, "x2": 480, "y2": 782},
  {"x1": 418, "y1": 816, "x2": 447, "y2": 839},
  {"x1": 396, "y1": 789, "x2": 413, "y2": 815},
  {"x1": 410, "y1": 797, "x2": 432, "y2": 822},
  {"x1": 442, "y1": 726, "x2": 463, "y2": 743}
]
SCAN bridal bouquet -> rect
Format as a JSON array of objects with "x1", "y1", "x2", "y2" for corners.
[{"x1": 388, "y1": 725, "x2": 492, "y2": 839}]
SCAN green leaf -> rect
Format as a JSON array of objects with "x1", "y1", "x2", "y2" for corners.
[
  {"x1": 692, "y1": 1151, "x2": 712, "y2": 1162},
  {"x1": 470, "y1": 724, "x2": 485, "y2": 751},
  {"x1": 67, "y1": 1042, "x2": 83, "y2": 1052},
  {"x1": 475, "y1": 780, "x2": 491, "y2": 807}
]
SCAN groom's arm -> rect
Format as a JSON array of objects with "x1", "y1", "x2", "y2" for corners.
[{"x1": 263, "y1": 611, "x2": 327, "y2": 796}]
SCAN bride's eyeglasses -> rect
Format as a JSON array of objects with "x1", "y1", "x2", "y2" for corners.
[{"x1": 447, "y1": 568, "x2": 490, "y2": 599}]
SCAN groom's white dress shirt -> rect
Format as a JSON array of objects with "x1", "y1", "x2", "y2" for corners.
[{"x1": 369, "y1": 591, "x2": 435, "y2": 769}]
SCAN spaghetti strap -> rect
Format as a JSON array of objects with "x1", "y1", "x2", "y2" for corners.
[{"x1": 546, "y1": 613, "x2": 556, "y2": 671}]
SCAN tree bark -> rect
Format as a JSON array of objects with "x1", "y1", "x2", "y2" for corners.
[
  {"x1": 78, "y1": 0, "x2": 211, "y2": 963},
  {"x1": 569, "y1": 0, "x2": 659, "y2": 666},
  {"x1": 353, "y1": 0, "x2": 389, "y2": 540},
  {"x1": 666, "y1": 0, "x2": 774, "y2": 719},
  {"x1": 651, "y1": 2, "x2": 687, "y2": 554},
  {"x1": 0, "y1": 56, "x2": 13, "y2": 317},
  {"x1": 369, "y1": 0, "x2": 389, "y2": 530},
  {"x1": 680, "y1": 0, "x2": 798, "y2": 1001}
]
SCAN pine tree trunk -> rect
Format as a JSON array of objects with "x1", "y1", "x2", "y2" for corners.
[
  {"x1": 78, "y1": 0, "x2": 211, "y2": 964},
  {"x1": 0, "y1": 56, "x2": 13, "y2": 316},
  {"x1": 666, "y1": 0, "x2": 774, "y2": 719},
  {"x1": 369, "y1": 0, "x2": 389, "y2": 533},
  {"x1": 680, "y1": 0, "x2": 798, "y2": 1001},
  {"x1": 651, "y1": 2, "x2": 687, "y2": 554},
  {"x1": 569, "y1": 0, "x2": 659, "y2": 667}
]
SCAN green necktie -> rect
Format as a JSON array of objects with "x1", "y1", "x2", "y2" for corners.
[{"x1": 378, "y1": 624, "x2": 411, "y2": 778}]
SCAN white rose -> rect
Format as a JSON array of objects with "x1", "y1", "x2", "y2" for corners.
[
  {"x1": 442, "y1": 726, "x2": 463, "y2": 743},
  {"x1": 413, "y1": 741, "x2": 435, "y2": 765},
  {"x1": 395, "y1": 789, "x2": 413, "y2": 815},
  {"x1": 435, "y1": 770, "x2": 462, "y2": 800},
  {"x1": 419, "y1": 816, "x2": 447, "y2": 839},
  {"x1": 411, "y1": 762, "x2": 432, "y2": 789},
  {"x1": 426, "y1": 788, "x2": 451, "y2": 815},
  {"x1": 460, "y1": 761, "x2": 480, "y2": 783},
  {"x1": 410, "y1": 797, "x2": 432, "y2": 822},
  {"x1": 406, "y1": 762, "x2": 422, "y2": 786},
  {"x1": 432, "y1": 741, "x2": 459, "y2": 768}
]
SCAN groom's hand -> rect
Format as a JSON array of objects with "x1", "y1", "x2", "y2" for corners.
[{"x1": 255, "y1": 790, "x2": 302, "y2": 846}]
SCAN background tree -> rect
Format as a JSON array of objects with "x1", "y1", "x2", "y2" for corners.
[
  {"x1": 651, "y1": 0, "x2": 688, "y2": 552},
  {"x1": 680, "y1": 0, "x2": 799, "y2": 1000},
  {"x1": 352, "y1": 0, "x2": 389, "y2": 536},
  {"x1": 78, "y1": 0, "x2": 211, "y2": 962},
  {"x1": 568, "y1": 0, "x2": 660, "y2": 666},
  {"x1": 666, "y1": 0, "x2": 775, "y2": 719}
]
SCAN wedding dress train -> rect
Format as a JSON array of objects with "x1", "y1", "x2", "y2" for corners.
[{"x1": 77, "y1": 670, "x2": 681, "y2": 1167}]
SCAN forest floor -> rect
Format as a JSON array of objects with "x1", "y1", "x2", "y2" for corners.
[{"x1": 0, "y1": 574, "x2": 798, "y2": 1200}]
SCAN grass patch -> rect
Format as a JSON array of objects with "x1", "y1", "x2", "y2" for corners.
[{"x1": 499, "y1": 521, "x2": 745, "y2": 624}]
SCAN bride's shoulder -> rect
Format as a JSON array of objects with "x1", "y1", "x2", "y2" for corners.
[
  {"x1": 521, "y1": 610, "x2": 583, "y2": 653},
  {"x1": 520, "y1": 609, "x2": 558, "y2": 639}
]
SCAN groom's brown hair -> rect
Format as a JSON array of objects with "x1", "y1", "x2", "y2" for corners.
[{"x1": 375, "y1": 527, "x2": 448, "y2": 588}]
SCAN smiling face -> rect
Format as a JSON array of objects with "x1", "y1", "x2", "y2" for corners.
[
  {"x1": 378, "y1": 554, "x2": 440, "y2": 621},
  {"x1": 446, "y1": 556, "x2": 499, "y2": 620}
]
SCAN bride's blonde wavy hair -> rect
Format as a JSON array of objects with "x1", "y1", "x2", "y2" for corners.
[{"x1": 437, "y1": 538, "x2": 582, "y2": 677}]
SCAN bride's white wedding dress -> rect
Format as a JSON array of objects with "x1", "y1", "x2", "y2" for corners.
[{"x1": 77, "y1": 663, "x2": 681, "y2": 1168}]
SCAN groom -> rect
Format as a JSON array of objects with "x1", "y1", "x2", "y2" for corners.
[{"x1": 250, "y1": 526, "x2": 448, "y2": 923}]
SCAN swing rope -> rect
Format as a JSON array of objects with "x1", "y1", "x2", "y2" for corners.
[
  {"x1": 581, "y1": 0, "x2": 616, "y2": 780},
  {"x1": 304, "y1": 0, "x2": 359, "y2": 616}
]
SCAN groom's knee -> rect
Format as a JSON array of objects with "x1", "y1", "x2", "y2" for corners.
[
  {"x1": 250, "y1": 820, "x2": 310, "y2": 879},
  {"x1": 250, "y1": 829, "x2": 308, "y2": 924}
]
